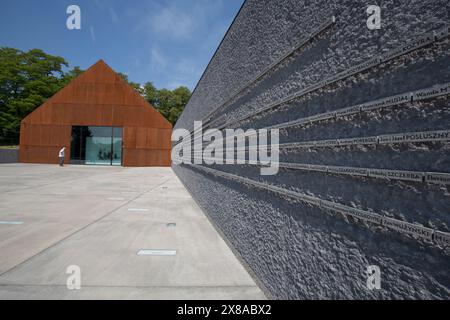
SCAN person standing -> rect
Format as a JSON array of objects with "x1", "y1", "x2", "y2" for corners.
[{"x1": 58, "y1": 147, "x2": 66, "y2": 167}]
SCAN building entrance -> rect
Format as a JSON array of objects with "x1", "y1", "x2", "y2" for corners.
[{"x1": 70, "y1": 126, "x2": 123, "y2": 166}]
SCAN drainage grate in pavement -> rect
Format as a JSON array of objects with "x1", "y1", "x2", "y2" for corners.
[
  {"x1": 137, "y1": 249, "x2": 177, "y2": 256},
  {"x1": 166, "y1": 223, "x2": 176, "y2": 227}
]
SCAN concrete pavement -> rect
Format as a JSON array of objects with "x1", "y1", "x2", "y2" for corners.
[{"x1": 0, "y1": 164, "x2": 265, "y2": 299}]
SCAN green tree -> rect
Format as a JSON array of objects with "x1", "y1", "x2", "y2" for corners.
[
  {"x1": 143, "y1": 82, "x2": 158, "y2": 105},
  {"x1": 61, "y1": 66, "x2": 84, "y2": 86},
  {"x1": 142, "y1": 83, "x2": 191, "y2": 125},
  {"x1": 0, "y1": 48, "x2": 70, "y2": 144},
  {"x1": 118, "y1": 72, "x2": 143, "y2": 95},
  {"x1": 168, "y1": 86, "x2": 190, "y2": 125},
  {"x1": 0, "y1": 46, "x2": 191, "y2": 144}
]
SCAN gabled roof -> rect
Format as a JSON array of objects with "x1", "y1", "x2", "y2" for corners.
[{"x1": 22, "y1": 60, "x2": 172, "y2": 129}]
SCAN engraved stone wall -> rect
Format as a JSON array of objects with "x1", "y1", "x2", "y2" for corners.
[{"x1": 173, "y1": 0, "x2": 450, "y2": 299}]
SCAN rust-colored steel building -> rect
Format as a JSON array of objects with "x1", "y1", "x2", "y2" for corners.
[{"x1": 20, "y1": 60, "x2": 172, "y2": 167}]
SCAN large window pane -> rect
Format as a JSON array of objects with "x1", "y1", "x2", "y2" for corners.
[
  {"x1": 112, "y1": 127, "x2": 123, "y2": 166},
  {"x1": 70, "y1": 126, "x2": 122, "y2": 166},
  {"x1": 70, "y1": 126, "x2": 87, "y2": 165}
]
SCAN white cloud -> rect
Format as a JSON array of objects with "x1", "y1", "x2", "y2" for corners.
[
  {"x1": 94, "y1": 0, "x2": 119, "y2": 23},
  {"x1": 166, "y1": 59, "x2": 202, "y2": 89},
  {"x1": 109, "y1": 7, "x2": 119, "y2": 23},
  {"x1": 127, "y1": 0, "x2": 231, "y2": 90},
  {"x1": 90, "y1": 26, "x2": 96, "y2": 43},
  {"x1": 150, "y1": 46, "x2": 168, "y2": 71},
  {"x1": 175, "y1": 59, "x2": 202, "y2": 80},
  {"x1": 134, "y1": 0, "x2": 225, "y2": 40},
  {"x1": 148, "y1": 48, "x2": 202, "y2": 89},
  {"x1": 149, "y1": 6, "x2": 195, "y2": 40},
  {"x1": 166, "y1": 81, "x2": 185, "y2": 90}
]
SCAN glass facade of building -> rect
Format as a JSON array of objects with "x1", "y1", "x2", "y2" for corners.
[{"x1": 70, "y1": 126, "x2": 123, "y2": 166}]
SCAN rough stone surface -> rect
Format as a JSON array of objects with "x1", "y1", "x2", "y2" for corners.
[{"x1": 174, "y1": 0, "x2": 450, "y2": 299}]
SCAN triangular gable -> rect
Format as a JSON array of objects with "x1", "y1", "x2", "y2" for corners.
[{"x1": 22, "y1": 60, "x2": 172, "y2": 129}]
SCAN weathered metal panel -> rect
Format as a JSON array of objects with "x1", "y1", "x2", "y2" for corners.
[
  {"x1": 123, "y1": 126, "x2": 137, "y2": 149},
  {"x1": 20, "y1": 60, "x2": 172, "y2": 166}
]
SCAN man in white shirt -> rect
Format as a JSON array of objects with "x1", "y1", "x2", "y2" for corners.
[{"x1": 59, "y1": 147, "x2": 66, "y2": 167}]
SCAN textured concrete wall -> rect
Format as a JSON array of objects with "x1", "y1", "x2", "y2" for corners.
[
  {"x1": 174, "y1": 0, "x2": 450, "y2": 299},
  {"x1": 0, "y1": 149, "x2": 18, "y2": 164}
]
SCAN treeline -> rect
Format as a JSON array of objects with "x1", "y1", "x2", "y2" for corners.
[
  {"x1": 0, "y1": 47, "x2": 191, "y2": 145},
  {"x1": 118, "y1": 73, "x2": 191, "y2": 126}
]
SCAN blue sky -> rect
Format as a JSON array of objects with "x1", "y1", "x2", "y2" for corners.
[{"x1": 0, "y1": 0, "x2": 244, "y2": 90}]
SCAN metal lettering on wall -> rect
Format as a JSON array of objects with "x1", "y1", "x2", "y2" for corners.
[
  {"x1": 260, "y1": 82, "x2": 450, "y2": 134},
  {"x1": 186, "y1": 164, "x2": 450, "y2": 249},
  {"x1": 279, "y1": 163, "x2": 442, "y2": 185},
  {"x1": 413, "y1": 83, "x2": 450, "y2": 101},
  {"x1": 433, "y1": 231, "x2": 450, "y2": 246},
  {"x1": 280, "y1": 162, "x2": 310, "y2": 170},
  {"x1": 360, "y1": 93, "x2": 412, "y2": 112},
  {"x1": 306, "y1": 112, "x2": 336, "y2": 122},
  {"x1": 209, "y1": 29, "x2": 445, "y2": 132},
  {"x1": 344, "y1": 206, "x2": 383, "y2": 225},
  {"x1": 334, "y1": 105, "x2": 360, "y2": 117},
  {"x1": 176, "y1": 27, "x2": 450, "y2": 150},
  {"x1": 378, "y1": 130, "x2": 450, "y2": 144},
  {"x1": 380, "y1": 34, "x2": 434, "y2": 62},
  {"x1": 425, "y1": 172, "x2": 450, "y2": 185},
  {"x1": 191, "y1": 82, "x2": 450, "y2": 153},
  {"x1": 180, "y1": 156, "x2": 450, "y2": 188},
  {"x1": 277, "y1": 129, "x2": 450, "y2": 151},
  {"x1": 308, "y1": 164, "x2": 328, "y2": 172},
  {"x1": 339, "y1": 136, "x2": 379, "y2": 146},
  {"x1": 328, "y1": 166, "x2": 368, "y2": 177},
  {"x1": 314, "y1": 139, "x2": 339, "y2": 147},
  {"x1": 186, "y1": 16, "x2": 337, "y2": 139},
  {"x1": 367, "y1": 169, "x2": 424, "y2": 182},
  {"x1": 382, "y1": 217, "x2": 434, "y2": 241}
]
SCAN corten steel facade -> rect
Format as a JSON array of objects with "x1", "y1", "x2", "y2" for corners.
[{"x1": 20, "y1": 60, "x2": 172, "y2": 167}]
